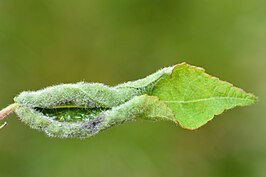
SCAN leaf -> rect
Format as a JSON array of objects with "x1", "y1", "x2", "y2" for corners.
[
  {"x1": 150, "y1": 63, "x2": 257, "y2": 129},
  {"x1": 0, "y1": 62, "x2": 257, "y2": 138}
]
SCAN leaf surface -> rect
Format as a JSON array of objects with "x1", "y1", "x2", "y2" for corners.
[{"x1": 151, "y1": 63, "x2": 257, "y2": 129}]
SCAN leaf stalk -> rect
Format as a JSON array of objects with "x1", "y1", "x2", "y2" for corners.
[{"x1": 0, "y1": 103, "x2": 19, "y2": 129}]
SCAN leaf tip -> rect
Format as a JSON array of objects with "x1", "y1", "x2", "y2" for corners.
[{"x1": 246, "y1": 93, "x2": 258, "y2": 105}]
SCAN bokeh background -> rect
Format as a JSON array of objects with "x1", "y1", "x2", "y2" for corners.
[{"x1": 0, "y1": 0, "x2": 265, "y2": 177}]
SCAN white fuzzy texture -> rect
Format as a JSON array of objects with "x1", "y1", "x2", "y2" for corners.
[{"x1": 14, "y1": 67, "x2": 174, "y2": 138}]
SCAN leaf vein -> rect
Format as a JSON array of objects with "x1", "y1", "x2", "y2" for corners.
[{"x1": 163, "y1": 97, "x2": 253, "y2": 103}]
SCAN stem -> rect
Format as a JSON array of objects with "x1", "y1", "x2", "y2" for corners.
[
  {"x1": 0, "y1": 103, "x2": 19, "y2": 120},
  {"x1": 0, "y1": 122, "x2": 8, "y2": 129}
]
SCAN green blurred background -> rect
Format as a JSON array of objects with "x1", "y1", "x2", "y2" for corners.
[{"x1": 0, "y1": 0, "x2": 265, "y2": 177}]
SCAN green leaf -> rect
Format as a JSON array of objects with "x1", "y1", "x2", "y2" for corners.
[
  {"x1": 150, "y1": 63, "x2": 257, "y2": 129},
  {"x1": 0, "y1": 62, "x2": 257, "y2": 138}
]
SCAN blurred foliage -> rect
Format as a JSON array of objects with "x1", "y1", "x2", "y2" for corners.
[{"x1": 0, "y1": 0, "x2": 265, "y2": 177}]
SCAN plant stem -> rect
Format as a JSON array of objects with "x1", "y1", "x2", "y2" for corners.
[{"x1": 0, "y1": 103, "x2": 19, "y2": 120}]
